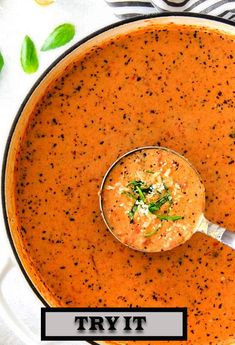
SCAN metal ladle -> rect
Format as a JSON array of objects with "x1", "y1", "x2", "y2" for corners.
[{"x1": 99, "y1": 146, "x2": 235, "y2": 252}]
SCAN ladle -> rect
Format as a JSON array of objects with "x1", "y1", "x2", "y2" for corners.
[{"x1": 99, "y1": 146, "x2": 235, "y2": 252}]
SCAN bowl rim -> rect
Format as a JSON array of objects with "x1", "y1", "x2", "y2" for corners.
[{"x1": 1, "y1": 12, "x2": 235, "y2": 344}]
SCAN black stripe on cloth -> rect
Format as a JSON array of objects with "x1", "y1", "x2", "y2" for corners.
[
  {"x1": 152, "y1": 0, "x2": 214, "y2": 12},
  {"x1": 184, "y1": 0, "x2": 212, "y2": 12},
  {"x1": 229, "y1": 13, "x2": 235, "y2": 19},
  {"x1": 219, "y1": 9, "x2": 235, "y2": 16},
  {"x1": 151, "y1": 0, "x2": 234, "y2": 15},
  {"x1": 201, "y1": 0, "x2": 235, "y2": 14},
  {"x1": 106, "y1": 0, "x2": 235, "y2": 21},
  {"x1": 149, "y1": 4, "x2": 166, "y2": 12},
  {"x1": 106, "y1": 1, "x2": 154, "y2": 7}
]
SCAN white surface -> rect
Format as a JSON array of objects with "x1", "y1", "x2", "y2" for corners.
[{"x1": 0, "y1": 1, "x2": 117, "y2": 344}]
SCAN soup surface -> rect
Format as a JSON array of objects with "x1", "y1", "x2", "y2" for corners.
[
  {"x1": 7, "y1": 22, "x2": 235, "y2": 345},
  {"x1": 102, "y1": 147, "x2": 205, "y2": 252}
]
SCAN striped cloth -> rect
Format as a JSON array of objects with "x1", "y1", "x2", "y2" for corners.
[{"x1": 105, "y1": 0, "x2": 235, "y2": 20}]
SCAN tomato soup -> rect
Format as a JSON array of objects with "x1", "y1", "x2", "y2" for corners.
[
  {"x1": 6, "y1": 22, "x2": 235, "y2": 345},
  {"x1": 101, "y1": 147, "x2": 205, "y2": 252}
]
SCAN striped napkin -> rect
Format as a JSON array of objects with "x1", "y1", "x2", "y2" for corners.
[{"x1": 105, "y1": 0, "x2": 235, "y2": 20}]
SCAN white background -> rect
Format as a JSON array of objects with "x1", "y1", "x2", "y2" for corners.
[{"x1": 0, "y1": 1, "x2": 117, "y2": 344}]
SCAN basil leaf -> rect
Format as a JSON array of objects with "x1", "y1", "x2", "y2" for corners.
[
  {"x1": 141, "y1": 185, "x2": 154, "y2": 194},
  {"x1": 127, "y1": 180, "x2": 143, "y2": 188},
  {"x1": 148, "y1": 193, "x2": 171, "y2": 213},
  {"x1": 163, "y1": 182, "x2": 169, "y2": 192},
  {"x1": 128, "y1": 202, "x2": 138, "y2": 223},
  {"x1": 127, "y1": 180, "x2": 153, "y2": 199},
  {"x1": 41, "y1": 23, "x2": 75, "y2": 51},
  {"x1": 20, "y1": 36, "x2": 39, "y2": 74},
  {"x1": 0, "y1": 52, "x2": 4, "y2": 73},
  {"x1": 135, "y1": 185, "x2": 146, "y2": 202},
  {"x1": 156, "y1": 215, "x2": 183, "y2": 221}
]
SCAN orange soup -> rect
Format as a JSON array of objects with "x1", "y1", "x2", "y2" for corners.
[
  {"x1": 101, "y1": 147, "x2": 205, "y2": 252},
  {"x1": 6, "y1": 22, "x2": 235, "y2": 345}
]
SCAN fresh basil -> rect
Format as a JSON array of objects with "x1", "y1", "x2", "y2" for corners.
[
  {"x1": 148, "y1": 193, "x2": 171, "y2": 213},
  {"x1": 141, "y1": 185, "x2": 154, "y2": 194},
  {"x1": 156, "y1": 215, "x2": 183, "y2": 221},
  {"x1": 0, "y1": 52, "x2": 4, "y2": 73},
  {"x1": 41, "y1": 23, "x2": 75, "y2": 51},
  {"x1": 128, "y1": 202, "x2": 138, "y2": 223},
  {"x1": 124, "y1": 174, "x2": 183, "y2": 227},
  {"x1": 163, "y1": 182, "x2": 169, "y2": 192},
  {"x1": 135, "y1": 185, "x2": 146, "y2": 202},
  {"x1": 127, "y1": 180, "x2": 153, "y2": 197},
  {"x1": 20, "y1": 36, "x2": 39, "y2": 74},
  {"x1": 127, "y1": 180, "x2": 143, "y2": 188}
]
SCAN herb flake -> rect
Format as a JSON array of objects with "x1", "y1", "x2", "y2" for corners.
[
  {"x1": 128, "y1": 202, "x2": 138, "y2": 223},
  {"x1": 156, "y1": 215, "x2": 183, "y2": 221},
  {"x1": 136, "y1": 185, "x2": 146, "y2": 202},
  {"x1": 148, "y1": 193, "x2": 171, "y2": 213}
]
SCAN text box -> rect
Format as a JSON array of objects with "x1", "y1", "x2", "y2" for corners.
[{"x1": 41, "y1": 307, "x2": 187, "y2": 341}]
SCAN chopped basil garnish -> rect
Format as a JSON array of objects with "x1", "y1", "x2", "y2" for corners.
[
  {"x1": 162, "y1": 182, "x2": 172, "y2": 206},
  {"x1": 156, "y1": 215, "x2": 183, "y2": 221},
  {"x1": 126, "y1": 180, "x2": 155, "y2": 222},
  {"x1": 141, "y1": 185, "x2": 154, "y2": 194},
  {"x1": 135, "y1": 185, "x2": 146, "y2": 202},
  {"x1": 128, "y1": 202, "x2": 138, "y2": 223},
  {"x1": 148, "y1": 193, "x2": 171, "y2": 213},
  {"x1": 127, "y1": 180, "x2": 153, "y2": 196},
  {"x1": 127, "y1": 180, "x2": 143, "y2": 188},
  {"x1": 163, "y1": 182, "x2": 169, "y2": 192},
  {"x1": 125, "y1": 177, "x2": 183, "y2": 225}
]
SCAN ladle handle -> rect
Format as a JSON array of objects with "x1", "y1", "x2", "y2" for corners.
[{"x1": 197, "y1": 216, "x2": 235, "y2": 250}]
